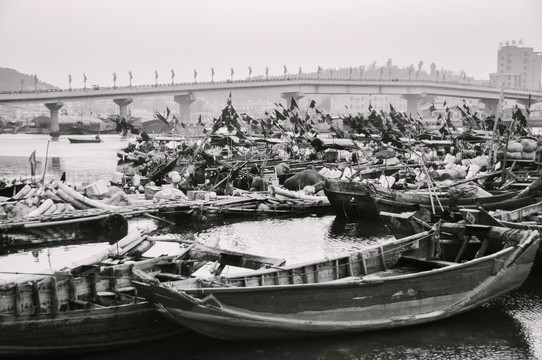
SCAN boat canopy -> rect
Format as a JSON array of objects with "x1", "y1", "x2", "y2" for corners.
[{"x1": 311, "y1": 138, "x2": 357, "y2": 151}]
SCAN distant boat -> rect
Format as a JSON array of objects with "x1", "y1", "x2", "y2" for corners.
[{"x1": 68, "y1": 136, "x2": 103, "y2": 144}]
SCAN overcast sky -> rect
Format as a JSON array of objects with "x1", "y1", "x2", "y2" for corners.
[{"x1": 1, "y1": 0, "x2": 541, "y2": 88}]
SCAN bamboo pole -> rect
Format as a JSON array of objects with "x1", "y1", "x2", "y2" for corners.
[
  {"x1": 26, "y1": 199, "x2": 54, "y2": 218},
  {"x1": 54, "y1": 181, "x2": 118, "y2": 210},
  {"x1": 405, "y1": 147, "x2": 443, "y2": 213},
  {"x1": 53, "y1": 188, "x2": 89, "y2": 209},
  {"x1": 41, "y1": 140, "x2": 50, "y2": 184}
]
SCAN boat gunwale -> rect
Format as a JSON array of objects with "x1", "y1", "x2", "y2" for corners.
[
  {"x1": 210, "y1": 230, "x2": 432, "y2": 279},
  {"x1": 176, "y1": 231, "x2": 539, "y2": 294}
]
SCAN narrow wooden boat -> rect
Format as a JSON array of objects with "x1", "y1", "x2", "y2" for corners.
[
  {"x1": 324, "y1": 175, "x2": 542, "y2": 222},
  {"x1": 0, "y1": 234, "x2": 284, "y2": 356},
  {"x1": 68, "y1": 137, "x2": 103, "y2": 144},
  {"x1": 134, "y1": 223, "x2": 540, "y2": 340},
  {"x1": 460, "y1": 204, "x2": 542, "y2": 231},
  {"x1": 460, "y1": 206, "x2": 542, "y2": 259}
]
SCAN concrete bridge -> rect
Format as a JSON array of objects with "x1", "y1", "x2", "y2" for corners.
[{"x1": 1, "y1": 78, "x2": 541, "y2": 139}]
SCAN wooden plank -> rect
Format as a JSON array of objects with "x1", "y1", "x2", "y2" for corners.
[
  {"x1": 14, "y1": 283, "x2": 21, "y2": 316},
  {"x1": 89, "y1": 273, "x2": 97, "y2": 300},
  {"x1": 32, "y1": 281, "x2": 41, "y2": 315},
  {"x1": 400, "y1": 255, "x2": 454, "y2": 269},
  {"x1": 379, "y1": 246, "x2": 387, "y2": 271},
  {"x1": 68, "y1": 276, "x2": 76, "y2": 301},
  {"x1": 50, "y1": 277, "x2": 59, "y2": 314},
  {"x1": 347, "y1": 257, "x2": 354, "y2": 276},
  {"x1": 187, "y1": 243, "x2": 285, "y2": 270},
  {"x1": 380, "y1": 211, "x2": 417, "y2": 219},
  {"x1": 361, "y1": 256, "x2": 368, "y2": 275}
]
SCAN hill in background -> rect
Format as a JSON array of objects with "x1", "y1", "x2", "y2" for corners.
[{"x1": 0, "y1": 67, "x2": 58, "y2": 91}]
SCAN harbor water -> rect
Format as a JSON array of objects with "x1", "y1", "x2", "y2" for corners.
[{"x1": 1, "y1": 134, "x2": 542, "y2": 360}]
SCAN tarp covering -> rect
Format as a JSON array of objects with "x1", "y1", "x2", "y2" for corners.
[
  {"x1": 311, "y1": 138, "x2": 356, "y2": 151},
  {"x1": 247, "y1": 137, "x2": 284, "y2": 144}
]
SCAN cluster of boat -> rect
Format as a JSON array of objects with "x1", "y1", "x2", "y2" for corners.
[{"x1": 1, "y1": 96, "x2": 542, "y2": 356}]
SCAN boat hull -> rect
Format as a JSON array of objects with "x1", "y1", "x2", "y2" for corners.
[
  {"x1": 149, "y1": 234, "x2": 539, "y2": 340},
  {"x1": 67, "y1": 138, "x2": 103, "y2": 144},
  {"x1": 324, "y1": 179, "x2": 536, "y2": 222},
  {"x1": 0, "y1": 302, "x2": 183, "y2": 356}
]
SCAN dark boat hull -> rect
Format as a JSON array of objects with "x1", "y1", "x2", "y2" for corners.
[
  {"x1": 0, "y1": 302, "x2": 183, "y2": 356},
  {"x1": 68, "y1": 138, "x2": 103, "y2": 143},
  {"x1": 0, "y1": 183, "x2": 26, "y2": 198},
  {"x1": 324, "y1": 179, "x2": 537, "y2": 222}
]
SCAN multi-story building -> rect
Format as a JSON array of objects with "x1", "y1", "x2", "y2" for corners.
[{"x1": 490, "y1": 40, "x2": 542, "y2": 90}]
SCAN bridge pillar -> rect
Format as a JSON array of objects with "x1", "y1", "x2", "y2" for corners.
[
  {"x1": 401, "y1": 95, "x2": 421, "y2": 116},
  {"x1": 480, "y1": 98, "x2": 499, "y2": 116},
  {"x1": 44, "y1": 102, "x2": 63, "y2": 141},
  {"x1": 113, "y1": 98, "x2": 133, "y2": 120},
  {"x1": 281, "y1": 91, "x2": 305, "y2": 109},
  {"x1": 174, "y1": 92, "x2": 196, "y2": 126}
]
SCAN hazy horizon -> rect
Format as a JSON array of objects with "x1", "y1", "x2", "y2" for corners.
[{"x1": 1, "y1": 0, "x2": 541, "y2": 88}]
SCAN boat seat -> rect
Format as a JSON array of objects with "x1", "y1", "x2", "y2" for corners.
[{"x1": 399, "y1": 255, "x2": 456, "y2": 269}]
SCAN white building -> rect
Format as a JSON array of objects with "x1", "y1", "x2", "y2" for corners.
[{"x1": 490, "y1": 40, "x2": 542, "y2": 90}]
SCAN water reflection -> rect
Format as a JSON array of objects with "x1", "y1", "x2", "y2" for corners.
[
  {"x1": 328, "y1": 218, "x2": 393, "y2": 238},
  {"x1": 0, "y1": 134, "x2": 126, "y2": 182},
  {"x1": 77, "y1": 297, "x2": 534, "y2": 360},
  {"x1": 51, "y1": 156, "x2": 61, "y2": 175}
]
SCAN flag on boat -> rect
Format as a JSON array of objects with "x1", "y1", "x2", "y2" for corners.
[
  {"x1": 290, "y1": 96, "x2": 299, "y2": 111},
  {"x1": 29, "y1": 150, "x2": 36, "y2": 177}
]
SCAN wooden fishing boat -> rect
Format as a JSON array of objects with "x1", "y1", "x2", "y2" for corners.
[
  {"x1": 460, "y1": 206, "x2": 542, "y2": 261},
  {"x1": 324, "y1": 174, "x2": 542, "y2": 222},
  {"x1": 0, "y1": 232, "x2": 284, "y2": 356},
  {"x1": 459, "y1": 204, "x2": 542, "y2": 232},
  {"x1": 68, "y1": 137, "x2": 103, "y2": 144},
  {"x1": 134, "y1": 223, "x2": 540, "y2": 340}
]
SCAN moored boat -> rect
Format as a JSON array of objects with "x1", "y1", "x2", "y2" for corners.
[
  {"x1": 0, "y1": 232, "x2": 285, "y2": 356},
  {"x1": 68, "y1": 136, "x2": 103, "y2": 144},
  {"x1": 134, "y1": 223, "x2": 540, "y2": 340},
  {"x1": 324, "y1": 174, "x2": 542, "y2": 222}
]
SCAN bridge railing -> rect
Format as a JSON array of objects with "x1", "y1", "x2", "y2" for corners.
[{"x1": 1, "y1": 77, "x2": 540, "y2": 96}]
